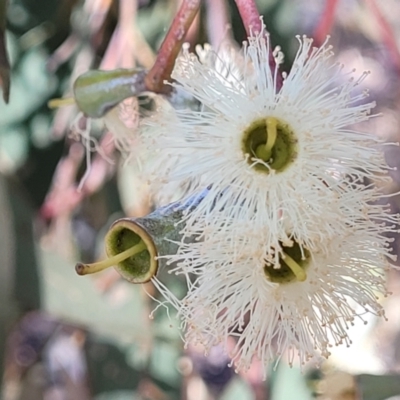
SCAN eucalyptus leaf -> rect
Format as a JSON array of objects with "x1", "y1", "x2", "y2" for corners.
[
  {"x1": 95, "y1": 391, "x2": 140, "y2": 400},
  {"x1": 0, "y1": 174, "x2": 17, "y2": 395},
  {"x1": 85, "y1": 337, "x2": 141, "y2": 396},
  {"x1": 357, "y1": 374, "x2": 400, "y2": 400},
  {"x1": 0, "y1": 50, "x2": 57, "y2": 127},
  {"x1": 149, "y1": 341, "x2": 181, "y2": 389},
  {"x1": 220, "y1": 378, "x2": 254, "y2": 400},
  {"x1": 270, "y1": 362, "x2": 312, "y2": 400},
  {"x1": 39, "y1": 246, "x2": 149, "y2": 342}
]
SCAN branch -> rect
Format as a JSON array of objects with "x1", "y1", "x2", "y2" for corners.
[
  {"x1": 365, "y1": 0, "x2": 400, "y2": 73},
  {"x1": 144, "y1": 0, "x2": 201, "y2": 93},
  {"x1": 234, "y1": 0, "x2": 283, "y2": 90},
  {"x1": 313, "y1": 0, "x2": 338, "y2": 46},
  {"x1": 234, "y1": 0, "x2": 263, "y2": 35},
  {"x1": 205, "y1": 0, "x2": 232, "y2": 48}
]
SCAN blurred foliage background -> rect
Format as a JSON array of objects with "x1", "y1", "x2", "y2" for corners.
[{"x1": 1, "y1": 0, "x2": 400, "y2": 399}]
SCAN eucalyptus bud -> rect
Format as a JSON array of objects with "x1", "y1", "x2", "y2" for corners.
[{"x1": 73, "y1": 68, "x2": 147, "y2": 118}]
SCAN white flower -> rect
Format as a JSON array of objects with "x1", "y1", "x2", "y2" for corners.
[
  {"x1": 161, "y1": 221, "x2": 396, "y2": 377},
  {"x1": 139, "y1": 30, "x2": 393, "y2": 253},
  {"x1": 134, "y1": 26, "x2": 400, "y2": 376}
]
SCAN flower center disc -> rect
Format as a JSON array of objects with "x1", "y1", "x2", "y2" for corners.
[
  {"x1": 264, "y1": 241, "x2": 310, "y2": 284},
  {"x1": 242, "y1": 117, "x2": 297, "y2": 173}
]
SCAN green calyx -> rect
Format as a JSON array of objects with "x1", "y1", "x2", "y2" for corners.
[
  {"x1": 105, "y1": 221, "x2": 156, "y2": 283},
  {"x1": 75, "y1": 197, "x2": 199, "y2": 283},
  {"x1": 242, "y1": 117, "x2": 297, "y2": 173},
  {"x1": 264, "y1": 241, "x2": 310, "y2": 284},
  {"x1": 75, "y1": 219, "x2": 156, "y2": 284}
]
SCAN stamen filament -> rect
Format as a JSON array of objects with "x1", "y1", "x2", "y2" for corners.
[
  {"x1": 48, "y1": 97, "x2": 75, "y2": 109},
  {"x1": 281, "y1": 251, "x2": 307, "y2": 282},
  {"x1": 75, "y1": 241, "x2": 147, "y2": 275}
]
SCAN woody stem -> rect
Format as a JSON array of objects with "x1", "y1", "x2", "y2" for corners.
[
  {"x1": 145, "y1": 0, "x2": 201, "y2": 93},
  {"x1": 234, "y1": 0, "x2": 283, "y2": 90}
]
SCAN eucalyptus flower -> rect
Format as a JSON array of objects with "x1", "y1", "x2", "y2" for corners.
[
  {"x1": 139, "y1": 29, "x2": 393, "y2": 255},
  {"x1": 162, "y1": 221, "x2": 396, "y2": 377}
]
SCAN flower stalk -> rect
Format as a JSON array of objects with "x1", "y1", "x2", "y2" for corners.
[
  {"x1": 145, "y1": 0, "x2": 201, "y2": 94},
  {"x1": 234, "y1": 0, "x2": 283, "y2": 90},
  {"x1": 313, "y1": 0, "x2": 339, "y2": 46},
  {"x1": 234, "y1": 0, "x2": 264, "y2": 35}
]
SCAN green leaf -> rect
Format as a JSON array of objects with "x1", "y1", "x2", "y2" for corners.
[
  {"x1": 0, "y1": 174, "x2": 18, "y2": 393},
  {"x1": 357, "y1": 373, "x2": 400, "y2": 400},
  {"x1": 85, "y1": 337, "x2": 141, "y2": 395},
  {"x1": 149, "y1": 340, "x2": 181, "y2": 389},
  {"x1": 0, "y1": 49, "x2": 57, "y2": 127},
  {"x1": 270, "y1": 362, "x2": 313, "y2": 400},
  {"x1": 39, "y1": 246, "x2": 149, "y2": 341},
  {"x1": 73, "y1": 69, "x2": 146, "y2": 118},
  {"x1": 220, "y1": 378, "x2": 254, "y2": 400},
  {"x1": 95, "y1": 391, "x2": 140, "y2": 400}
]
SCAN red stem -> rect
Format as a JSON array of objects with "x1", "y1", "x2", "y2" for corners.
[
  {"x1": 313, "y1": 0, "x2": 339, "y2": 46},
  {"x1": 234, "y1": 0, "x2": 283, "y2": 90},
  {"x1": 365, "y1": 0, "x2": 400, "y2": 73},
  {"x1": 205, "y1": 0, "x2": 231, "y2": 48},
  {"x1": 145, "y1": 0, "x2": 201, "y2": 93},
  {"x1": 234, "y1": 0, "x2": 263, "y2": 35}
]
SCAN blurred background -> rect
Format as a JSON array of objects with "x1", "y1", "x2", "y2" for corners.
[{"x1": 1, "y1": 0, "x2": 400, "y2": 398}]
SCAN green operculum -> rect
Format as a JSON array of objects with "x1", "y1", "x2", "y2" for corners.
[
  {"x1": 242, "y1": 117, "x2": 297, "y2": 173},
  {"x1": 264, "y1": 241, "x2": 310, "y2": 284}
]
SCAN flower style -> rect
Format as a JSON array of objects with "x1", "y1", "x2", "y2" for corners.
[
  {"x1": 139, "y1": 29, "x2": 392, "y2": 254},
  {"x1": 161, "y1": 219, "x2": 396, "y2": 377}
]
